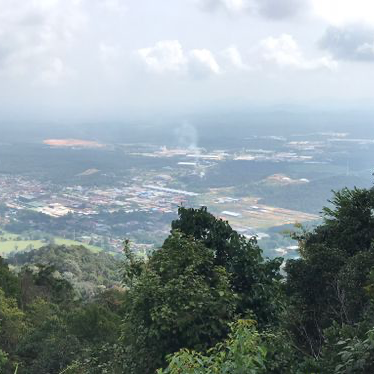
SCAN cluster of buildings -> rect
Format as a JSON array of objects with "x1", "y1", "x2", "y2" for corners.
[
  {"x1": 0, "y1": 174, "x2": 197, "y2": 218},
  {"x1": 0, "y1": 173, "x2": 200, "y2": 253},
  {"x1": 133, "y1": 146, "x2": 229, "y2": 161},
  {"x1": 133, "y1": 145, "x2": 317, "y2": 164},
  {"x1": 234, "y1": 150, "x2": 313, "y2": 162},
  {"x1": 0, "y1": 138, "x2": 328, "y2": 255}
]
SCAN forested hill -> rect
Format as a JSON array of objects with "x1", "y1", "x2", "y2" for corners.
[
  {"x1": 1, "y1": 184, "x2": 374, "y2": 373},
  {"x1": 8, "y1": 245, "x2": 122, "y2": 298}
]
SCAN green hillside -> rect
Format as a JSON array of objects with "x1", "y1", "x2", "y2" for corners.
[
  {"x1": 1, "y1": 183, "x2": 374, "y2": 373},
  {"x1": 8, "y1": 244, "x2": 121, "y2": 298},
  {"x1": 0, "y1": 230, "x2": 102, "y2": 255}
]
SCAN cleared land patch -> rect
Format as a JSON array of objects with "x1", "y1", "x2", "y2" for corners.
[
  {"x1": 77, "y1": 168, "x2": 100, "y2": 176},
  {"x1": 197, "y1": 188, "x2": 319, "y2": 229},
  {"x1": 43, "y1": 139, "x2": 104, "y2": 148}
]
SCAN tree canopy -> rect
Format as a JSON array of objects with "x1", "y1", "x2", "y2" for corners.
[{"x1": 2, "y1": 183, "x2": 374, "y2": 373}]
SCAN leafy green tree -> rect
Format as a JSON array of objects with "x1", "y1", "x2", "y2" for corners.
[
  {"x1": 67, "y1": 303, "x2": 121, "y2": 345},
  {"x1": 32, "y1": 265, "x2": 75, "y2": 305},
  {"x1": 59, "y1": 344, "x2": 125, "y2": 374},
  {"x1": 18, "y1": 265, "x2": 74, "y2": 309},
  {"x1": 157, "y1": 320, "x2": 268, "y2": 374},
  {"x1": 332, "y1": 329, "x2": 374, "y2": 374},
  {"x1": 158, "y1": 320, "x2": 301, "y2": 374},
  {"x1": 120, "y1": 231, "x2": 237, "y2": 373},
  {"x1": 0, "y1": 257, "x2": 20, "y2": 300},
  {"x1": 303, "y1": 322, "x2": 374, "y2": 374},
  {"x1": 0, "y1": 349, "x2": 9, "y2": 372},
  {"x1": 285, "y1": 185, "x2": 374, "y2": 356},
  {"x1": 307, "y1": 187, "x2": 374, "y2": 256},
  {"x1": 0, "y1": 248, "x2": 124, "y2": 374},
  {"x1": 15, "y1": 293, "x2": 124, "y2": 374},
  {"x1": 16, "y1": 313, "x2": 80, "y2": 374},
  {"x1": 9, "y1": 245, "x2": 121, "y2": 299},
  {"x1": 172, "y1": 207, "x2": 283, "y2": 326},
  {"x1": 0, "y1": 289, "x2": 26, "y2": 373}
]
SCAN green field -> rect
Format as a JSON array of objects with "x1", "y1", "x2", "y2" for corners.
[{"x1": 0, "y1": 231, "x2": 102, "y2": 256}]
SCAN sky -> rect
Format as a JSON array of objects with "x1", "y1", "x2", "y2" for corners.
[{"x1": 1, "y1": 0, "x2": 374, "y2": 122}]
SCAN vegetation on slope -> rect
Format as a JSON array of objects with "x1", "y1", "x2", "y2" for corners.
[
  {"x1": 1, "y1": 183, "x2": 374, "y2": 373},
  {"x1": 0, "y1": 230, "x2": 102, "y2": 255},
  {"x1": 8, "y1": 245, "x2": 121, "y2": 299}
]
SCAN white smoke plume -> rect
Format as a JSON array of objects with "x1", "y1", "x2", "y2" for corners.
[{"x1": 175, "y1": 122, "x2": 199, "y2": 150}]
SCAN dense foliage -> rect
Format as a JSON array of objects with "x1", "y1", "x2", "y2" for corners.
[
  {"x1": 171, "y1": 207, "x2": 283, "y2": 326},
  {"x1": 8, "y1": 245, "x2": 121, "y2": 298},
  {"x1": 1, "y1": 183, "x2": 374, "y2": 373}
]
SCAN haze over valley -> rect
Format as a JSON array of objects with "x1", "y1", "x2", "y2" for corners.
[
  {"x1": 1, "y1": 114, "x2": 373, "y2": 260},
  {"x1": 2, "y1": 1, "x2": 374, "y2": 372}
]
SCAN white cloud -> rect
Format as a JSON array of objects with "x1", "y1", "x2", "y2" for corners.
[
  {"x1": 136, "y1": 36, "x2": 337, "y2": 79},
  {"x1": 319, "y1": 24, "x2": 374, "y2": 62},
  {"x1": 189, "y1": 49, "x2": 221, "y2": 77},
  {"x1": 219, "y1": 0, "x2": 246, "y2": 12},
  {"x1": 0, "y1": 0, "x2": 128, "y2": 85},
  {"x1": 357, "y1": 42, "x2": 374, "y2": 58},
  {"x1": 199, "y1": 0, "x2": 374, "y2": 25},
  {"x1": 137, "y1": 41, "x2": 221, "y2": 78},
  {"x1": 222, "y1": 46, "x2": 251, "y2": 70},
  {"x1": 99, "y1": 43, "x2": 123, "y2": 63},
  {"x1": 253, "y1": 0, "x2": 306, "y2": 20},
  {"x1": 312, "y1": 0, "x2": 374, "y2": 26},
  {"x1": 260, "y1": 34, "x2": 337, "y2": 70},
  {"x1": 0, "y1": 0, "x2": 86, "y2": 83},
  {"x1": 96, "y1": 0, "x2": 127, "y2": 13},
  {"x1": 39, "y1": 57, "x2": 70, "y2": 85},
  {"x1": 198, "y1": 0, "x2": 247, "y2": 13},
  {"x1": 137, "y1": 40, "x2": 187, "y2": 73},
  {"x1": 197, "y1": 0, "x2": 307, "y2": 19}
]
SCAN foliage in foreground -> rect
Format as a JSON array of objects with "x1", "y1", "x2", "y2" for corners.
[
  {"x1": 116, "y1": 207, "x2": 283, "y2": 374},
  {"x1": 2, "y1": 183, "x2": 374, "y2": 373},
  {"x1": 158, "y1": 320, "x2": 269, "y2": 374},
  {"x1": 8, "y1": 245, "x2": 121, "y2": 299},
  {"x1": 0, "y1": 248, "x2": 125, "y2": 374}
]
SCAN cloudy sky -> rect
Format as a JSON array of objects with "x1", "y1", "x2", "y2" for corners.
[{"x1": 1, "y1": 0, "x2": 374, "y2": 122}]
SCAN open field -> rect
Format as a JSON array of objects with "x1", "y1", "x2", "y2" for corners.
[
  {"x1": 197, "y1": 188, "x2": 319, "y2": 229},
  {"x1": 43, "y1": 139, "x2": 104, "y2": 148},
  {"x1": 0, "y1": 231, "x2": 102, "y2": 256}
]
